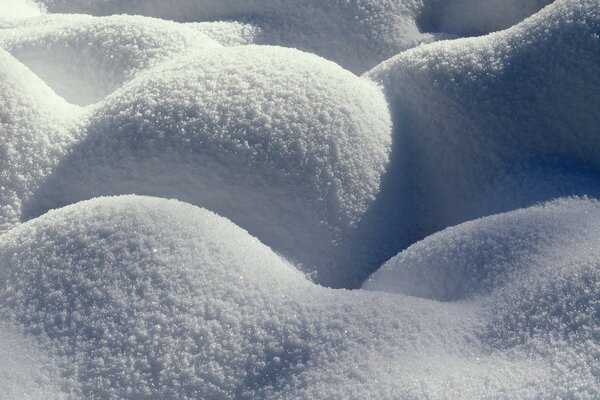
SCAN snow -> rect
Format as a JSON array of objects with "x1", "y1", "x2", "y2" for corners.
[
  {"x1": 364, "y1": 197, "x2": 600, "y2": 398},
  {"x1": 0, "y1": 14, "x2": 219, "y2": 105},
  {"x1": 21, "y1": 45, "x2": 392, "y2": 288},
  {"x1": 0, "y1": 47, "x2": 81, "y2": 235},
  {"x1": 0, "y1": 0, "x2": 45, "y2": 19},
  {"x1": 0, "y1": 0, "x2": 599, "y2": 397},
  {"x1": 29, "y1": 0, "x2": 556, "y2": 73},
  {"x1": 0, "y1": 322, "x2": 70, "y2": 399},
  {"x1": 2, "y1": 195, "x2": 593, "y2": 399},
  {"x1": 28, "y1": 0, "x2": 440, "y2": 72},
  {"x1": 363, "y1": 0, "x2": 600, "y2": 272}
]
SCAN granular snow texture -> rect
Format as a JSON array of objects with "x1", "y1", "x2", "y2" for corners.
[
  {"x1": 1, "y1": 195, "x2": 597, "y2": 399},
  {"x1": 362, "y1": 0, "x2": 600, "y2": 273},
  {"x1": 1, "y1": 0, "x2": 599, "y2": 398},
  {"x1": 30, "y1": 0, "x2": 553, "y2": 73}
]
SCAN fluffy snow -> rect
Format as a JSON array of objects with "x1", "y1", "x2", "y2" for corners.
[
  {"x1": 364, "y1": 197, "x2": 600, "y2": 398},
  {"x1": 0, "y1": 47, "x2": 81, "y2": 234},
  {"x1": 2, "y1": 195, "x2": 596, "y2": 399},
  {"x1": 363, "y1": 0, "x2": 600, "y2": 271},
  {"x1": 0, "y1": 0, "x2": 45, "y2": 19},
  {"x1": 20, "y1": 45, "x2": 392, "y2": 288},
  {"x1": 0, "y1": 14, "x2": 219, "y2": 105},
  {"x1": 1, "y1": 0, "x2": 599, "y2": 397},
  {"x1": 30, "y1": 0, "x2": 556, "y2": 73},
  {"x1": 0, "y1": 322, "x2": 70, "y2": 399}
]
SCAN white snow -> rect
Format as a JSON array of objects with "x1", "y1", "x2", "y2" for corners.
[
  {"x1": 28, "y1": 0, "x2": 556, "y2": 73},
  {"x1": 0, "y1": 322, "x2": 70, "y2": 399},
  {"x1": 0, "y1": 47, "x2": 81, "y2": 234},
  {"x1": 0, "y1": 14, "x2": 219, "y2": 105},
  {"x1": 362, "y1": 0, "x2": 600, "y2": 272},
  {"x1": 3, "y1": 195, "x2": 594, "y2": 399},
  {"x1": 0, "y1": 0, "x2": 45, "y2": 19},
  {"x1": 21, "y1": 45, "x2": 392, "y2": 288},
  {"x1": 364, "y1": 197, "x2": 600, "y2": 398},
  {"x1": 1, "y1": 0, "x2": 599, "y2": 397},
  {"x1": 27, "y1": 0, "x2": 443, "y2": 73}
]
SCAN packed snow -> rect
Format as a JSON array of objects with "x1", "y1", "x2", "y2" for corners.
[{"x1": 0, "y1": 0, "x2": 599, "y2": 398}]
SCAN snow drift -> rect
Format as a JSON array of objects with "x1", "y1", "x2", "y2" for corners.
[
  {"x1": 362, "y1": 0, "x2": 600, "y2": 273},
  {"x1": 30, "y1": 0, "x2": 552, "y2": 73},
  {"x1": 22, "y1": 45, "x2": 392, "y2": 287},
  {"x1": 1, "y1": 0, "x2": 599, "y2": 397},
  {"x1": 3, "y1": 195, "x2": 597, "y2": 398}
]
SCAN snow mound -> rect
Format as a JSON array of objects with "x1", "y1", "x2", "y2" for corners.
[
  {"x1": 2, "y1": 195, "x2": 595, "y2": 398},
  {"x1": 31, "y1": 0, "x2": 446, "y2": 73},
  {"x1": 364, "y1": 197, "x2": 600, "y2": 397},
  {"x1": 24, "y1": 45, "x2": 392, "y2": 288},
  {"x1": 0, "y1": 14, "x2": 219, "y2": 105},
  {"x1": 363, "y1": 0, "x2": 600, "y2": 266},
  {"x1": 30, "y1": 0, "x2": 558, "y2": 73},
  {"x1": 0, "y1": 47, "x2": 81, "y2": 235},
  {"x1": 0, "y1": 195, "x2": 310, "y2": 398},
  {"x1": 364, "y1": 197, "x2": 600, "y2": 301}
]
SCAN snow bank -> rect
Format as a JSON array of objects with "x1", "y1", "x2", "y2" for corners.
[
  {"x1": 2, "y1": 195, "x2": 594, "y2": 398},
  {"x1": 29, "y1": 0, "x2": 556, "y2": 73},
  {"x1": 23, "y1": 45, "x2": 392, "y2": 288},
  {"x1": 0, "y1": 14, "x2": 219, "y2": 105},
  {"x1": 363, "y1": 0, "x2": 600, "y2": 268},
  {"x1": 30, "y1": 0, "x2": 443, "y2": 73},
  {"x1": 0, "y1": 47, "x2": 81, "y2": 235}
]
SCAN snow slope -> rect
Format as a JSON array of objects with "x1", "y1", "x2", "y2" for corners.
[
  {"x1": 0, "y1": 0, "x2": 599, "y2": 397},
  {"x1": 0, "y1": 14, "x2": 219, "y2": 105},
  {"x1": 20, "y1": 45, "x2": 392, "y2": 288},
  {"x1": 0, "y1": 322, "x2": 70, "y2": 399},
  {"x1": 365, "y1": 197, "x2": 600, "y2": 399},
  {"x1": 0, "y1": 46, "x2": 81, "y2": 234},
  {"x1": 363, "y1": 0, "x2": 600, "y2": 274},
  {"x1": 3, "y1": 195, "x2": 596, "y2": 399},
  {"x1": 30, "y1": 0, "x2": 552, "y2": 73}
]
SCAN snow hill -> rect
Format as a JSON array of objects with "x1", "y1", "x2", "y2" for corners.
[{"x1": 0, "y1": 0, "x2": 598, "y2": 398}]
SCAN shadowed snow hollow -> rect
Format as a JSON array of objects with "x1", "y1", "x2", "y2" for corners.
[
  {"x1": 362, "y1": 0, "x2": 600, "y2": 270},
  {"x1": 0, "y1": 47, "x2": 81, "y2": 234},
  {"x1": 30, "y1": 0, "x2": 556, "y2": 72},
  {"x1": 0, "y1": 14, "x2": 219, "y2": 105},
  {"x1": 23, "y1": 45, "x2": 392, "y2": 288}
]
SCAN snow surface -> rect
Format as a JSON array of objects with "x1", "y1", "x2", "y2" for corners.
[
  {"x1": 1, "y1": 0, "x2": 599, "y2": 397},
  {"x1": 0, "y1": 322, "x2": 69, "y2": 399},
  {"x1": 0, "y1": 14, "x2": 219, "y2": 105},
  {"x1": 2, "y1": 195, "x2": 596, "y2": 399},
  {"x1": 363, "y1": 0, "x2": 600, "y2": 271},
  {"x1": 12, "y1": 44, "x2": 392, "y2": 288},
  {"x1": 29, "y1": 0, "x2": 553, "y2": 73}
]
